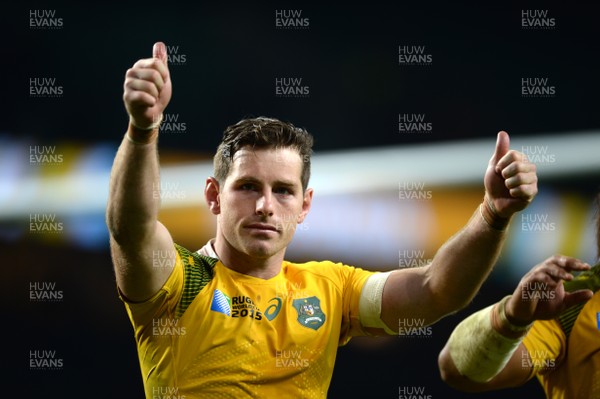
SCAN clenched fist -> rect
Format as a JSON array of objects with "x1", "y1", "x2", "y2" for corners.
[{"x1": 123, "y1": 42, "x2": 172, "y2": 131}]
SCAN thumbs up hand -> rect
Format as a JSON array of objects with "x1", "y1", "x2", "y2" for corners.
[
  {"x1": 483, "y1": 131, "x2": 538, "y2": 220},
  {"x1": 123, "y1": 42, "x2": 172, "y2": 132}
]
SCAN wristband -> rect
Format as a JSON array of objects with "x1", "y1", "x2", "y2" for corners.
[
  {"x1": 125, "y1": 131, "x2": 158, "y2": 145},
  {"x1": 129, "y1": 113, "x2": 163, "y2": 131},
  {"x1": 494, "y1": 295, "x2": 533, "y2": 337},
  {"x1": 126, "y1": 114, "x2": 162, "y2": 145},
  {"x1": 480, "y1": 196, "x2": 510, "y2": 231}
]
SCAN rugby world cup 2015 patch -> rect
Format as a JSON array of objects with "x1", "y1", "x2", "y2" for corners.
[{"x1": 210, "y1": 289, "x2": 231, "y2": 316}]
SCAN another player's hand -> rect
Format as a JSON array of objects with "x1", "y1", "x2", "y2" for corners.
[
  {"x1": 484, "y1": 131, "x2": 537, "y2": 218},
  {"x1": 123, "y1": 42, "x2": 172, "y2": 130},
  {"x1": 504, "y1": 255, "x2": 593, "y2": 325}
]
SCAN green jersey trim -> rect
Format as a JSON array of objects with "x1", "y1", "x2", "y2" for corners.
[
  {"x1": 174, "y1": 243, "x2": 217, "y2": 319},
  {"x1": 558, "y1": 263, "x2": 600, "y2": 338}
]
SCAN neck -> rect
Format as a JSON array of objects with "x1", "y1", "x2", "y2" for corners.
[{"x1": 213, "y1": 237, "x2": 284, "y2": 279}]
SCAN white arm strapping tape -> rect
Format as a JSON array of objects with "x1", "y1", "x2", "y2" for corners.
[
  {"x1": 447, "y1": 304, "x2": 524, "y2": 383},
  {"x1": 358, "y1": 272, "x2": 395, "y2": 334}
]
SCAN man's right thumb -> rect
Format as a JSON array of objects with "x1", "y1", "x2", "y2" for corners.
[{"x1": 152, "y1": 42, "x2": 168, "y2": 64}]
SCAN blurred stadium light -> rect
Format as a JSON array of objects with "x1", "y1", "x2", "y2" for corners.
[{"x1": 1, "y1": 131, "x2": 598, "y2": 281}]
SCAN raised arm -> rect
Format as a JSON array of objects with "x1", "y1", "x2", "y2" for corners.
[
  {"x1": 438, "y1": 255, "x2": 592, "y2": 392},
  {"x1": 106, "y1": 42, "x2": 175, "y2": 302},
  {"x1": 381, "y1": 132, "x2": 537, "y2": 328}
]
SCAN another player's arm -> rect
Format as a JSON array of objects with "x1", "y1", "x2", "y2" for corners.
[
  {"x1": 437, "y1": 255, "x2": 592, "y2": 391},
  {"x1": 106, "y1": 42, "x2": 176, "y2": 302},
  {"x1": 381, "y1": 132, "x2": 538, "y2": 327},
  {"x1": 439, "y1": 343, "x2": 532, "y2": 392}
]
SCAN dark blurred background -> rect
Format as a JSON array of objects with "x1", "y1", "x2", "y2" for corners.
[{"x1": 2, "y1": 1, "x2": 600, "y2": 398}]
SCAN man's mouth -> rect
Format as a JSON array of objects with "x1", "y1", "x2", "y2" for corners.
[{"x1": 245, "y1": 223, "x2": 279, "y2": 232}]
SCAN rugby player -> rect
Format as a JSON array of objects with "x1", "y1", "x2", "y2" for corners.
[{"x1": 106, "y1": 42, "x2": 538, "y2": 398}]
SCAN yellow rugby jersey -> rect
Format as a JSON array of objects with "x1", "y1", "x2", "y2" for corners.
[
  {"x1": 522, "y1": 264, "x2": 600, "y2": 399},
  {"x1": 121, "y1": 242, "x2": 378, "y2": 398}
]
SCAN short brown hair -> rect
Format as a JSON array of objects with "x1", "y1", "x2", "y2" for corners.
[{"x1": 214, "y1": 117, "x2": 314, "y2": 190}]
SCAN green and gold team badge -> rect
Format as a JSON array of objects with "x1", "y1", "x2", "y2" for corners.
[{"x1": 293, "y1": 296, "x2": 326, "y2": 330}]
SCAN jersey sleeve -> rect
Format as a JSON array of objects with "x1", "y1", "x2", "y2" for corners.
[
  {"x1": 338, "y1": 264, "x2": 376, "y2": 345},
  {"x1": 522, "y1": 318, "x2": 566, "y2": 378},
  {"x1": 119, "y1": 245, "x2": 187, "y2": 331}
]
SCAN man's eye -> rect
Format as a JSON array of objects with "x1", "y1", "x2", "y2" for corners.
[
  {"x1": 274, "y1": 187, "x2": 292, "y2": 195},
  {"x1": 241, "y1": 183, "x2": 255, "y2": 191}
]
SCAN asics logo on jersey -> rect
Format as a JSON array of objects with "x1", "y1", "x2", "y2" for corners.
[{"x1": 264, "y1": 297, "x2": 283, "y2": 321}]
